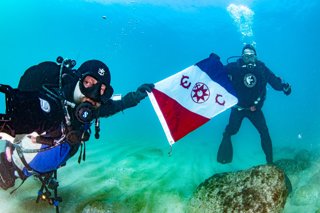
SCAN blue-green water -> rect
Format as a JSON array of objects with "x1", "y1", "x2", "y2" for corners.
[{"x1": 1, "y1": 0, "x2": 320, "y2": 212}]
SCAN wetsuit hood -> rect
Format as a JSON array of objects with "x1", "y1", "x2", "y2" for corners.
[{"x1": 61, "y1": 75, "x2": 78, "y2": 103}]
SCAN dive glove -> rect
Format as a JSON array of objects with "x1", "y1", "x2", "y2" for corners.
[
  {"x1": 134, "y1": 83, "x2": 155, "y2": 101},
  {"x1": 121, "y1": 83, "x2": 154, "y2": 109},
  {"x1": 282, "y1": 83, "x2": 291, "y2": 96}
]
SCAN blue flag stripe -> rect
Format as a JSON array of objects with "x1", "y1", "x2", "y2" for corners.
[{"x1": 195, "y1": 53, "x2": 237, "y2": 97}]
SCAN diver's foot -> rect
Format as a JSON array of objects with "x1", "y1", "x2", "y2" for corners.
[
  {"x1": 217, "y1": 156, "x2": 232, "y2": 164},
  {"x1": 266, "y1": 156, "x2": 273, "y2": 165},
  {"x1": 217, "y1": 159, "x2": 232, "y2": 164}
]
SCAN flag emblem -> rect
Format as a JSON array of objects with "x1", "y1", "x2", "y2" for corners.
[
  {"x1": 191, "y1": 82, "x2": 210, "y2": 103},
  {"x1": 148, "y1": 53, "x2": 238, "y2": 145}
]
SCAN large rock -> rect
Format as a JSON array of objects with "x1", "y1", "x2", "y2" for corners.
[
  {"x1": 274, "y1": 149, "x2": 311, "y2": 175},
  {"x1": 189, "y1": 165, "x2": 289, "y2": 213}
]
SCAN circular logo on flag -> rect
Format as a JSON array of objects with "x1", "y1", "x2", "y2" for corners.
[{"x1": 191, "y1": 82, "x2": 210, "y2": 103}]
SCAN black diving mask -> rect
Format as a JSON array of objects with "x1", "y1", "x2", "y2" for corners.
[
  {"x1": 79, "y1": 76, "x2": 114, "y2": 104},
  {"x1": 79, "y1": 80, "x2": 102, "y2": 103},
  {"x1": 242, "y1": 53, "x2": 256, "y2": 64}
]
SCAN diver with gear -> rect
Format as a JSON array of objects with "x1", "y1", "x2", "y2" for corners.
[
  {"x1": 0, "y1": 56, "x2": 154, "y2": 192},
  {"x1": 217, "y1": 44, "x2": 291, "y2": 164}
]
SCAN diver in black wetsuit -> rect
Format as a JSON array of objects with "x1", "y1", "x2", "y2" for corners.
[
  {"x1": 0, "y1": 58, "x2": 154, "y2": 190},
  {"x1": 217, "y1": 44, "x2": 292, "y2": 164}
]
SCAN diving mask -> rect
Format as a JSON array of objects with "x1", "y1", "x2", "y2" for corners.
[
  {"x1": 242, "y1": 49, "x2": 256, "y2": 64},
  {"x1": 78, "y1": 75, "x2": 114, "y2": 104}
]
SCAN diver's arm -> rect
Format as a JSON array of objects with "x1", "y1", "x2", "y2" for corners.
[
  {"x1": 264, "y1": 65, "x2": 292, "y2": 95},
  {"x1": 263, "y1": 64, "x2": 284, "y2": 91},
  {"x1": 98, "y1": 92, "x2": 140, "y2": 117},
  {"x1": 98, "y1": 83, "x2": 154, "y2": 117}
]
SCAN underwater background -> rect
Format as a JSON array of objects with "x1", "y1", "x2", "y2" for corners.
[{"x1": 1, "y1": 0, "x2": 320, "y2": 212}]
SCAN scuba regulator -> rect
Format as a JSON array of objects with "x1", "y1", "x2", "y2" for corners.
[{"x1": 75, "y1": 102, "x2": 97, "y2": 124}]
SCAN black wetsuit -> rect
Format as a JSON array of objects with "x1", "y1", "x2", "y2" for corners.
[
  {"x1": 1, "y1": 61, "x2": 142, "y2": 155},
  {"x1": 0, "y1": 60, "x2": 143, "y2": 190},
  {"x1": 217, "y1": 59, "x2": 285, "y2": 164}
]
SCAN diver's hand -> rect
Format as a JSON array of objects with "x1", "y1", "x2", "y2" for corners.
[
  {"x1": 121, "y1": 84, "x2": 155, "y2": 109},
  {"x1": 282, "y1": 83, "x2": 291, "y2": 96},
  {"x1": 137, "y1": 83, "x2": 154, "y2": 93},
  {"x1": 210, "y1": 52, "x2": 220, "y2": 60},
  {"x1": 249, "y1": 106, "x2": 256, "y2": 112},
  {"x1": 135, "y1": 83, "x2": 155, "y2": 101}
]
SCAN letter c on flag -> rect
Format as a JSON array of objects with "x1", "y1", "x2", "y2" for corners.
[
  {"x1": 180, "y1": 75, "x2": 191, "y2": 89},
  {"x1": 215, "y1": 94, "x2": 225, "y2": 106}
]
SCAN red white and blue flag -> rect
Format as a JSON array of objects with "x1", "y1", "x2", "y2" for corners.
[{"x1": 148, "y1": 53, "x2": 238, "y2": 145}]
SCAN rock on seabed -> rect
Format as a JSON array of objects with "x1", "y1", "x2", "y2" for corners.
[{"x1": 189, "y1": 165, "x2": 289, "y2": 213}]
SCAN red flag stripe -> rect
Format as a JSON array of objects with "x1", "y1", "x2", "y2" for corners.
[{"x1": 152, "y1": 89, "x2": 210, "y2": 142}]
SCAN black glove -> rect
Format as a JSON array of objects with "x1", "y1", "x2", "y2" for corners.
[
  {"x1": 282, "y1": 83, "x2": 291, "y2": 96},
  {"x1": 210, "y1": 52, "x2": 220, "y2": 60},
  {"x1": 134, "y1": 83, "x2": 155, "y2": 101},
  {"x1": 120, "y1": 83, "x2": 155, "y2": 109}
]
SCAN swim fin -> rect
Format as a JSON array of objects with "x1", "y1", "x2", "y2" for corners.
[{"x1": 217, "y1": 134, "x2": 233, "y2": 164}]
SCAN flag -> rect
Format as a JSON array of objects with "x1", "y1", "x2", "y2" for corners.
[{"x1": 148, "y1": 53, "x2": 238, "y2": 145}]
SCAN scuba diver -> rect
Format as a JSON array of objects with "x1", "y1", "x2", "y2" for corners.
[
  {"x1": 0, "y1": 57, "x2": 153, "y2": 210},
  {"x1": 217, "y1": 44, "x2": 292, "y2": 164}
]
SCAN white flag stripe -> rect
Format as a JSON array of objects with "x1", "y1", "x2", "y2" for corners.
[
  {"x1": 148, "y1": 92, "x2": 175, "y2": 145},
  {"x1": 155, "y1": 65, "x2": 237, "y2": 118}
]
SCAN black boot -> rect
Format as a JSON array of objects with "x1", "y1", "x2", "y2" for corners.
[
  {"x1": 0, "y1": 152, "x2": 16, "y2": 190},
  {"x1": 217, "y1": 133, "x2": 233, "y2": 164}
]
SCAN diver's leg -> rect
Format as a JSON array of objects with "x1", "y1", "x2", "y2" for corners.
[
  {"x1": 248, "y1": 110, "x2": 273, "y2": 164},
  {"x1": 217, "y1": 108, "x2": 244, "y2": 164},
  {"x1": 0, "y1": 149, "x2": 16, "y2": 190}
]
